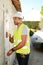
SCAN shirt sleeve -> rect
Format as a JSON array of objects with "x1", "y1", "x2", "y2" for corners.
[{"x1": 22, "y1": 26, "x2": 29, "y2": 35}]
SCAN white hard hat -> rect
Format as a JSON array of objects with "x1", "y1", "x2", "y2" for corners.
[{"x1": 13, "y1": 12, "x2": 24, "y2": 19}]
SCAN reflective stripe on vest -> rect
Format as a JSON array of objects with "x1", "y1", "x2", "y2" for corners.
[
  {"x1": 14, "y1": 40, "x2": 30, "y2": 43},
  {"x1": 14, "y1": 45, "x2": 30, "y2": 49},
  {"x1": 13, "y1": 23, "x2": 30, "y2": 54}
]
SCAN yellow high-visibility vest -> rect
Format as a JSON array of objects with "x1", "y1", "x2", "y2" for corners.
[{"x1": 13, "y1": 23, "x2": 30, "y2": 54}]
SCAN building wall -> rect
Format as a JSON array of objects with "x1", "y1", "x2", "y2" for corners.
[
  {"x1": 0, "y1": 0, "x2": 5, "y2": 65},
  {"x1": 0, "y1": 0, "x2": 17, "y2": 65}
]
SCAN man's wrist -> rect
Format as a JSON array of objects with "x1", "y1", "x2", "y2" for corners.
[{"x1": 11, "y1": 48, "x2": 15, "y2": 52}]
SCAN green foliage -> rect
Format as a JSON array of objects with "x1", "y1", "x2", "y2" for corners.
[
  {"x1": 23, "y1": 21, "x2": 39, "y2": 29},
  {"x1": 40, "y1": 6, "x2": 43, "y2": 15}
]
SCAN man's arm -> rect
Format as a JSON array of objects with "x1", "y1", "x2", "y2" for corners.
[
  {"x1": 12, "y1": 35, "x2": 27, "y2": 51},
  {"x1": 7, "y1": 35, "x2": 27, "y2": 56}
]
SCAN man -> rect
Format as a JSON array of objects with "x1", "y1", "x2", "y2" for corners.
[{"x1": 7, "y1": 12, "x2": 30, "y2": 65}]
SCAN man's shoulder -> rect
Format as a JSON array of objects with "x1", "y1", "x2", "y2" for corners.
[
  {"x1": 23, "y1": 24, "x2": 29, "y2": 30},
  {"x1": 22, "y1": 25, "x2": 29, "y2": 35}
]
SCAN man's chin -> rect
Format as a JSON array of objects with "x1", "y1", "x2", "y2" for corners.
[{"x1": 14, "y1": 23, "x2": 18, "y2": 25}]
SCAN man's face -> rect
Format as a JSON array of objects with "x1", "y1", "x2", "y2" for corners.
[{"x1": 13, "y1": 17, "x2": 20, "y2": 25}]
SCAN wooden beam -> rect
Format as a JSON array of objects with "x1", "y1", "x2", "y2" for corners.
[{"x1": 11, "y1": 0, "x2": 22, "y2": 11}]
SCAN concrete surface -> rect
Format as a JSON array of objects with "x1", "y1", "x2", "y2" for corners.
[{"x1": 28, "y1": 43, "x2": 43, "y2": 65}]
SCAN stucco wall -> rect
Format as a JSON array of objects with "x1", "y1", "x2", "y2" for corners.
[
  {"x1": 0, "y1": 0, "x2": 17, "y2": 65},
  {"x1": 0, "y1": 0, "x2": 5, "y2": 65}
]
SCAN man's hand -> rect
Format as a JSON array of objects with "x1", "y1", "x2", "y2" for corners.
[
  {"x1": 9, "y1": 34, "x2": 14, "y2": 43},
  {"x1": 7, "y1": 49, "x2": 13, "y2": 56}
]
